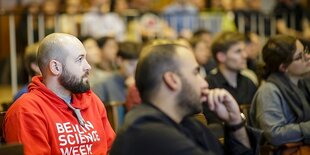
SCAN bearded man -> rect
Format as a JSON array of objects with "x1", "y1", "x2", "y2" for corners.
[
  {"x1": 110, "y1": 42, "x2": 261, "y2": 155},
  {"x1": 3, "y1": 33, "x2": 115, "y2": 155}
]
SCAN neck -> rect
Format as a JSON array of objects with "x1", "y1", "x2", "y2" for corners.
[
  {"x1": 150, "y1": 97, "x2": 184, "y2": 124},
  {"x1": 219, "y1": 65, "x2": 238, "y2": 88},
  {"x1": 286, "y1": 73, "x2": 301, "y2": 85},
  {"x1": 43, "y1": 77, "x2": 72, "y2": 100}
]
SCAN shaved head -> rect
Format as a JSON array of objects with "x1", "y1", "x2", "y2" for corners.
[{"x1": 37, "y1": 33, "x2": 84, "y2": 76}]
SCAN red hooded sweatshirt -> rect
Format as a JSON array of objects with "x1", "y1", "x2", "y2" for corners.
[{"x1": 4, "y1": 76, "x2": 116, "y2": 155}]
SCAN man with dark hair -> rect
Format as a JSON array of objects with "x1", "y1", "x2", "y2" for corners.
[
  {"x1": 204, "y1": 31, "x2": 258, "y2": 124},
  {"x1": 110, "y1": 42, "x2": 261, "y2": 155},
  {"x1": 94, "y1": 41, "x2": 141, "y2": 126},
  {"x1": 4, "y1": 33, "x2": 115, "y2": 155},
  {"x1": 192, "y1": 29, "x2": 216, "y2": 75},
  {"x1": 13, "y1": 43, "x2": 41, "y2": 101},
  {"x1": 94, "y1": 41, "x2": 141, "y2": 103}
]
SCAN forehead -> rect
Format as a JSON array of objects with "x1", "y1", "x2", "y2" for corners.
[
  {"x1": 292, "y1": 40, "x2": 304, "y2": 57},
  {"x1": 63, "y1": 38, "x2": 86, "y2": 58},
  {"x1": 227, "y1": 42, "x2": 245, "y2": 51},
  {"x1": 176, "y1": 46, "x2": 198, "y2": 66}
]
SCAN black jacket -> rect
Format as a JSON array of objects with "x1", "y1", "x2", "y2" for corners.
[{"x1": 110, "y1": 103, "x2": 262, "y2": 155}]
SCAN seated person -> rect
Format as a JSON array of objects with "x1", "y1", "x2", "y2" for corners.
[
  {"x1": 125, "y1": 84, "x2": 141, "y2": 111},
  {"x1": 13, "y1": 43, "x2": 41, "y2": 101},
  {"x1": 79, "y1": 36, "x2": 110, "y2": 87},
  {"x1": 204, "y1": 31, "x2": 258, "y2": 124},
  {"x1": 97, "y1": 37, "x2": 119, "y2": 72},
  {"x1": 110, "y1": 42, "x2": 261, "y2": 155},
  {"x1": 192, "y1": 29, "x2": 217, "y2": 74},
  {"x1": 94, "y1": 41, "x2": 141, "y2": 125},
  {"x1": 250, "y1": 35, "x2": 310, "y2": 152},
  {"x1": 190, "y1": 37, "x2": 211, "y2": 78},
  {"x1": 3, "y1": 33, "x2": 115, "y2": 155}
]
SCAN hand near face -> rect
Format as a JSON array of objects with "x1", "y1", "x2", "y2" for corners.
[{"x1": 203, "y1": 88, "x2": 242, "y2": 125}]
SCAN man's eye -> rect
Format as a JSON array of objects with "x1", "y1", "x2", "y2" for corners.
[{"x1": 194, "y1": 68, "x2": 200, "y2": 75}]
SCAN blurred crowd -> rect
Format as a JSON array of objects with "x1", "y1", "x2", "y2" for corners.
[
  {"x1": 1, "y1": 1, "x2": 310, "y2": 154},
  {"x1": 0, "y1": 0, "x2": 309, "y2": 109}
]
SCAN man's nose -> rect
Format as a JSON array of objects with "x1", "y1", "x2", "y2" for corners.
[
  {"x1": 85, "y1": 61, "x2": 92, "y2": 71},
  {"x1": 242, "y1": 50, "x2": 248, "y2": 58},
  {"x1": 199, "y1": 74, "x2": 208, "y2": 89}
]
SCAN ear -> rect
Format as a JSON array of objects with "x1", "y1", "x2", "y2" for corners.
[
  {"x1": 216, "y1": 52, "x2": 226, "y2": 63},
  {"x1": 163, "y1": 72, "x2": 180, "y2": 91},
  {"x1": 279, "y1": 63, "x2": 287, "y2": 72},
  {"x1": 49, "y1": 60, "x2": 62, "y2": 76},
  {"x1": 30, "y1": 62, "x2": 41, "y2": 75}
]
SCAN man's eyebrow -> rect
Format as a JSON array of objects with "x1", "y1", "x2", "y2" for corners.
[{"x1": 75, "y1": 54, "x2": 85, "y2": 60}]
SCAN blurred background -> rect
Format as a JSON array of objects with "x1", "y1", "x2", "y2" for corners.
[{"x1": 0, "y1": 0, "x2": 310, "y2": 111}]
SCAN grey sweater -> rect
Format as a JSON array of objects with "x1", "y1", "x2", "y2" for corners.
[{"x1": 249, "y1": 82, "x2": 310, "y2": 146}]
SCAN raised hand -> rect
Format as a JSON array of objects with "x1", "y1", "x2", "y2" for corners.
[{"x1": 203, "y1": 88, "x2": 242, "y2": 125}]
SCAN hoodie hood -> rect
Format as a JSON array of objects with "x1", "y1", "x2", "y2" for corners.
[{"x1": 28, "y1": 75, "x2": 92, "y2": 110}]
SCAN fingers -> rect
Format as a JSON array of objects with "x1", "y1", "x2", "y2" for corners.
[
  {"x1": 207, "y1": 89, "x2": 215, "y2": 111},
  {"x1": 207, "y1": 88, "x2": 226, "y2": 111}
]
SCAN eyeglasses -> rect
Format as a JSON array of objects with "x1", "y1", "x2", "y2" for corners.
[{"x1": 293, "y1": 46, "x2": 310, "y2": 62}]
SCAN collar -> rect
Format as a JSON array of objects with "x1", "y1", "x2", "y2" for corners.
[{"x1": 212, "y1": 68, "x2": 242, "y2": 87}]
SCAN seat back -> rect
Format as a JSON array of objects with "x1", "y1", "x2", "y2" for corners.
[
  {"x1": 260, "y1": 142, "x2": 306, "y2": 155},
  {"x1": 105, "y1": 102, "x2": 125, "y2": 131},
  {"x1": 193, "y1": 113, "x2": 208, "y2": 126},
  {"x1": 0, "y1": 111, "x2": 6, "y2": 144},
  {"x1": 0, "y1": 143, "x2": 23, "y2": 155}
]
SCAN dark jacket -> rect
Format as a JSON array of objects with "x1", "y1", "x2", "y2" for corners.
[{"x1": 110, "y1": 103, "x2": 262, "y2": 155}]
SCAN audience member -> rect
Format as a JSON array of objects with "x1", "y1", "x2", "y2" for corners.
[
  {"x1": 41, "y1": 0, "x2": 59, "y2": 36},
  {"x1": 244, "y1": 32, "x2": 261, "y2": 73},
  {"x1": 4, "y1": 33, "x2": 115, "y2": 155},
  {"x1": 190, "y1": 37, "x2": 211, "y2": 78},
  {"x1": 97, "y1": 36, "x2": 119, "y2": 72},
  {"x1": 125, "y1": 84, "x2": 141, "y2": 111},
  {"x1": 110, "y1": 42, "x2": 261, "y2": 155},
  {"x1": 204, "y1": 31, "x2": 258, "y2": 124},
  {"x1": 13, "y1": 43, "x2": 41, "y2": 101},
  {"x1": 94, "y1": 41, "x2": 140, "y2": 125},
  {"x1": 79, "y1": 36, "x2": 111, "y2": 87},
  {"x1": 273, "y1": 0, "x2": 310, "y2": 38},
  {"x1": 124, "y1": 39, "x2": 191, "y2": 112},
  {"x1": 193, "y1": 29, "x2": 217, "y2": 74},
  {"x1": 162, "y1": 0, "x2": 198, "y2": 35},
  {"x1": 94, "y1": 41, "x2": 140, "y2": 102},
  {"x1": 58, "y1": 0, "x2": 83, "y2": 36},
  {"x1": 250, "y1": 35, "x2": 310, "y2": 153},
  {"x1": 82, "y1": 0, "x2": 125, "y2": 41}
]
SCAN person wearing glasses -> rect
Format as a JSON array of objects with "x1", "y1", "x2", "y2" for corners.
[{"x1": 249, "y1": 35, "x2": 310, "y2": 153}]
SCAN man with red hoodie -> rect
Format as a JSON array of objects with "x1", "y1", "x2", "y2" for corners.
[{"x1": 3, "y1": 33, "x2": 116, "y2": 155}]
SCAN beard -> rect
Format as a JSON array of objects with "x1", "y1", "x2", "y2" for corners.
[
  {"x1": 177, "y1": 76, "x2": 202, "y2": 117},
  {"x1": 58, "y1": 66, "x2": 90, "y2": 93}
]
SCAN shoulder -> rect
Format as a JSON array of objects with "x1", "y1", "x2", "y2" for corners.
[
  {"x1": 206, "y1": 70, "x2": 221, "y2": 87},
  {"x1": 11, "y1": 92, "x2": 44, "y2": 111},
  {"x1": 253, "y1": 82, "x2": 283, "y2": 105},
  {"x1": 5, "y1": 92, "x2": 47, "y2": 123},
  {"x1": 240, "y1": 69, "x2": 258, "y2": 86},
  {"x1": 256, "y1": 82, "x2": 281, "y2": 95},
  {"x1": 113, "y1": 118, "x2": 206, "y2": 155}
]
